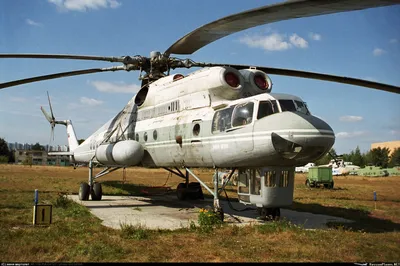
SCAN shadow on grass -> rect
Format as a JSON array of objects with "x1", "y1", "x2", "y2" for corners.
[
  {"x1": 102, "y1": 181, "x2": 149, "y2": 196},
  {"x1": 288, "y1": 201, "x2": 400, "y2": 233}
]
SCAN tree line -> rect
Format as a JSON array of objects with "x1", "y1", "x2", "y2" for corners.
[{"x1": 315, "y1": 146, "x2": 400, "y2": 168}]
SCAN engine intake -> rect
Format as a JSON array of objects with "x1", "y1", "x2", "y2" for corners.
[{"x1": 239, "y1": 69, "x2": 272, "y2": 98}]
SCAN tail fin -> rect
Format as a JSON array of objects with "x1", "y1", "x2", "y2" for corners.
[{"x1": 41, "y1": 92, "x2": 79, "y2": 152}]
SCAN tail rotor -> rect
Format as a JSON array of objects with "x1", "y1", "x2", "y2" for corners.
[{"x1": 40, "y1": 91, "x2": 65, "y2": 142}]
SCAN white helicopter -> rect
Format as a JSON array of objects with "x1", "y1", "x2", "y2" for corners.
[{"x1": 1, "y1": 0, "x2": 399, "y2": 220}]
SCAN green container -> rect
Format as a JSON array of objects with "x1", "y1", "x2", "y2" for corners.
[{"x1": 305, "y1": 167, "x2": 334, "y2": 189}]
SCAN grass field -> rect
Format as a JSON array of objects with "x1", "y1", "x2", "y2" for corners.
[{"x1": 1, "y1": 164, "x2": 399, "y2": 262}]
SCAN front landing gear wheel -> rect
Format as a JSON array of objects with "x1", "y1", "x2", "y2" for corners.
[
  {"x1": 79, "y1": 182, "x2": 90, "y2": 201},
  {"x1": 91, "y1": 182, "x2": 102, "y2": 201}
]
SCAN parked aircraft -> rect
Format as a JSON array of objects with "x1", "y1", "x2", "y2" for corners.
[{"x1": 1, "y1": 0, "x2": 399, "y2": 221}]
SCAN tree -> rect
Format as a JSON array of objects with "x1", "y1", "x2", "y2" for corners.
[
  {"x1": 352, "y1": 146, "x2": 364, "y2": 167},
  {"x1": 0, "y1": 138, "x2": 9, "y2": 157},
  {"x1": 32, "y1": 142, "x2": 45, "y2": 151},
  {"x1": 389, "y1": 148, "x2": 400, "y2": 167},
  {"x1": 370, "y1": 147, "x2": 390, "y2": 168},
  {"x1": 0, "y1": 137, "x2": 14, "y2": 163}
]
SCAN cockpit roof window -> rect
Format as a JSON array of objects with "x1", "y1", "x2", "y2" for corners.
[
  {"x1": 279, "y1": 100, "x2": 297, "y2": 112},
  {"x1": 294, "y1": 100, "x2": 311, "y2": 115},
  {"x1": 257, "y1": 100, "x2": 279, "y2": 120}
]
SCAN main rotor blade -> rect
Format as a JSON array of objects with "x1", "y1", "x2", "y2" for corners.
[
  {"x1": 165, "y1": 0, "x2": 399, "y2": 55},
  {"x1": 0, "y1": 66, "x2": 126, "y2": 90},
  {"x1": 0, "y1": 54, "x2": 125, "y2": 63},
  {"x1": 46, "y1": 91, "x2": 55, "y2": 121},
  {"x1": 209, "y1": 63, "x2": 400, "y2": 94}
]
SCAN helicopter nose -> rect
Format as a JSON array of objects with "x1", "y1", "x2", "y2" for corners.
[{"x1": 256, "y1": 111, "x2": 335, "y2": 163}]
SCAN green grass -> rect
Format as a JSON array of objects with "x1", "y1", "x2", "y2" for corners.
[{"x1": 0, "y1": 165, "x2": 400, "y2": 262}]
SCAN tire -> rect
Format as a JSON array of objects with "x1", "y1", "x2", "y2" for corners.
[
  {"x1": 330, "y1": 181, "x2": 334, "y2": 189},
  {"x1": 272, "y1": 208, "x2": 281, "y2": 221},
  {"x1": 176, "y1": 183, "x2": 186, "y2": 201},
  {"x1": 187, "y1": 182, "x2": 203, "y2": 200},
  {"x1": 324, "y1": 184, "x2": 329, "y2": 189},
  {"x1": 79, "y1": 182, "x2": 90, "y2": 201},
  {"x1": 91, "y1": 182, "x2": 102, "y2": 201}
]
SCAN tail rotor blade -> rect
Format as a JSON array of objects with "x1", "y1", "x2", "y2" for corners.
[
  {"x1": 47, "y1": 91, "x2": 55, "y2": 120},
  {"x1": 40, "y1": 106, "x2": 53, "y2": 123}
]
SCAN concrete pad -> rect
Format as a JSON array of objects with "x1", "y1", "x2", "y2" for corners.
[{"x1": 68, "y1": 194, "x2": 353, "y2": 230}]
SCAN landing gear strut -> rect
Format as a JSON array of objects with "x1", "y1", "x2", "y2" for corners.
[{"x1": 78, "y1": 160, "x2": 122, "y2": 201}]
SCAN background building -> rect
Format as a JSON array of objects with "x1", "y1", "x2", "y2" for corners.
[
  {"x1": 371, "y1": 140, "x2": 400, "y2": 156},
  {"x1": 13, "y1": 150, "x2": 70, "y2": 166}
]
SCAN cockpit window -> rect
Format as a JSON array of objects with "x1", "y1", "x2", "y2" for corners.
[
  {"x1": 257, "y1": 100, "x2": 279, "y2": 119},
  {"x1": 212, "y1": 105, "x2": 235, "y2": 133},
  {"x1": 232, "y1": 102, "x2": 254, "y2": 127},
  {"x1": 279, "y1": 100, "x2": 297, "y2": 112},
  {"x1": 212, "y1": 102, "x2": 254, "y2": 133},
  {"x1": 294, "y1": 100, "x2": 311, "y2": 115}
]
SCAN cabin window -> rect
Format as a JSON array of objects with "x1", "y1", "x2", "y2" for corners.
[
  {"x1": 279, "y1": 100, "x2": 297, "y2": 112},
  {"x1": 193, "y1": 124, "x2": 200, "y2": 136},
  {"x1": 144, "y1": 132, "x2": 148, "y2": 142},
  {"x1": 279, "y1": 171, "x2": 290, "y2": 187},
  {"x1": 257, "y1": 100, "x2": 279, "y2": 119},
  {"x1": 212, "y1": 105, "x2": 235, "y2": 133},
  {"x1": 153, "y1": 130, "x2": 157, "y2": 140},
  {"x1": 250, "y1": 169, "x2": 261, "y2": 195},
  {"x1": 135, "y1": 133, "x2": 139, "y2": 141},
  {"x1": 265, "y1": 171, "x2": 277, "y2": 188},
  {"x1": 294, "y1": 100, "x2": 311, "y2": 115},
  {"x1": 238, "y1": 170, "x2": 250, "y2": 194},
  {"x1": 232, "y1": 102, "x2": 254, "y2": 127}
]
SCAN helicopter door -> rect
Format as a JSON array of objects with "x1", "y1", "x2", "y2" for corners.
[
  {"x1": 232, "y1": 102, "x2": 254, "y2": 152},
  {"x1": 184, "y1": 119, "x2": 213, "y2": 166}
]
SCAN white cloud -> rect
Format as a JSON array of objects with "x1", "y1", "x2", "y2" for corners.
[
  {"x1": 80, "y1": 97, "x2": 103, "y2": 106},
  {"x1": 309, "y1": 32, "x2": 321, "y2": 41},
  {"x1": 389, "y1": 38, "x2": 398, "y2": 44},
  {"x1": 26, "y1": 19, "x2": 42, "y2": 27},
  {"x1": 289, "y1": 34, "x2": 308, "y2": 48},
  {"x1": 239, "y1": 32, "x2": 308, "y2": 51},
  {"x1": 373, "y1": 48, "x2": 385, "y2": 56},
  {"x1": 9, "y1": 97, "x2": 28, "y2": 103},
  {"x1": 48, "y1": 0, "x2": 121, "y2": 12},
  {"x1": 390, "y1": 130, "x2": 400, "y2": 135},
  {"x1": 336, "y1": 131, "x2": 366, "y2": 138},
  {"x1": 239, "y1": 33, "x2": 291, "y2": 51},
  {"x1": 339, "y1": 115, "x2": 363, "y2": 122},
  {"x1": 89, "y1": 80, "x2": 141, "y2": 94}
]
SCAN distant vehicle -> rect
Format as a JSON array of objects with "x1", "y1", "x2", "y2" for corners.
[
  {"x1": 295, "y1": 162, "x2": 315, "y2": 173},
  {"x1": 323, "y1": 159, "x2": 360, "y2": 176}
]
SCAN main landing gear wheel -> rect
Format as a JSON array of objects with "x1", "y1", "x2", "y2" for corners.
[
  {"x1": 91, "y1": 182, "x2": 103, "y2": 201},
  {"x1": 176, "y1": 182, "x2": 204, "y2": 200},
  {"x1": 176, "y1": 183, "x2": 186, "y2": 201},
  {"x1": 79, "y1": 182, "x2": 90, "y2": 201}
]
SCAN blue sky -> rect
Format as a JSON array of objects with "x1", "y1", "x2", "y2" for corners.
[{"x1": 0, "y1": 0, "x2": 399, "y2": 155}]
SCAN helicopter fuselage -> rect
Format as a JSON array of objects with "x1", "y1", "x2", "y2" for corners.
[{"x1": 69, "y1": 66, "x2": 335, "y2": 168}]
